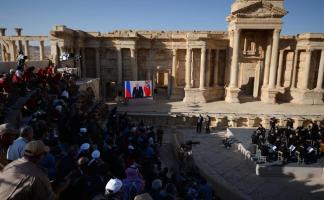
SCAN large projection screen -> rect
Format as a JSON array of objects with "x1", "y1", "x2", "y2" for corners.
[{"x1": 125, "y1": 80, "x2": 152, "y2": 98}]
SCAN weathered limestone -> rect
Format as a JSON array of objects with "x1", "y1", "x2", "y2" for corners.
[
  {"x1": 276, "y1": 50, "x2": 285, "y2": 87},
  {"x1": 171, "y1": 49, "x2": 177, "y2": 97},
  {"x1": 1, "y1": 0, "x2": 320, "y2": 104},
  {"x1": 185, "y1": 47, "x2": 192, "y2": 89},
  {"x1": 214, "y1": 49, "x2": 220, "y2": 87},
  {"x1": 24, "y1": 40, "x2": 29, "y2": 57},
  {"x1": 39, "y1": 41, "x2": 45, "y2": 60},
  {"x1": 225, "y1": 29, "x2": 241, "y2": 103},
  {"x1": 263, "y1": 43, "x2": 272, "y2": 87},
  {"x1": 199, "y1": 47, "x2": 206, "y2": 89},
  {"x1": 81, "y1": 48, "x2": 86, "y2": 77},
  {"x1": 315, "y1": 49, "x2": 324, "y2": 90},
  {"x1": 130, "y1": 48, "x2": 138, "y2": 80},
  {"x1": 95, "y1": 48, "x2": 100, "y2": 78},
  {"x1": 117, "y1": 47, "x2": 122, "y2": 85},
  {"x1": 0, "y1": 28, "x2": 6, "y2": 62},
  {"x1": 9, "y1": 40, "x2": 16, "y2": 61},
  {"x1": 14, "y1": 28, "x2": 23, "y2": 51},
  {"x1": 301, "y1": 49, "x2": 312, "y2": 90}
]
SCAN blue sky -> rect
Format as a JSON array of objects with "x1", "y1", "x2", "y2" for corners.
[{"x1": 1, "y1": 0, "x2": 324, "y2": 36}]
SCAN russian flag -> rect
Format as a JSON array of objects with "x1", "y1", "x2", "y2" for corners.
[{"x1": 125, "y1": 81, "x2": 132, "y2": 98}]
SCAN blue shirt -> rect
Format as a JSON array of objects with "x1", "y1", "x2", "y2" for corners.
[{"x1": 7, "y1": 137, "x2": 29, "y2": 161}]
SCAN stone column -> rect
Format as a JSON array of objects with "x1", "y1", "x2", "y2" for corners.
[
  {"x1": 214, "y1": 49, "x2": 220, "y2": 86},
  {"x1": 301, "y1": 49, "x2": 312, "y2": 90},
  {"x1": 315, "y1": 49, "x2": 324, "y2": 90},
  {"x1": 117, "y1": 47, "x2": 123, "y2": 85},
  {"x1": 39, "y1": 41, "x2": 45, "y2": 60},
  {"x1": 263, "y1": 43, "x2": 272, "y2": 86},
  {"x1": 14, "y1": 28, "x2": 23, "y2": 52},
  {"x1": 23, "y1": 40, "x2": 29, "y2": 58},
  {"x1": 185, "y1": 47, "x2": 192, "y2": 89},
  {"x1": 130, "y1": 48, "x2": 138, "y2": 80},
  {"x1": 199, "y1": 46, "x2": 206, "y2": 89},
  {"x1": 0, "y1": 28, "x2": 6, "y2": 36},
  {"x1": 81, "y1": 48, "x2": 86, "y2": 77},
  {"x1": 75, "y1": 47, "x2": 81, "y2": 77},
  {"x1": 225, "y1": 29, "x2": 241, "y2": 103},
  {"x1": 0, "y1": 28, "x2": 6, "y2": 61},
  {"x1": 171, "y1": 48, "x2": 177, "y2": 88},
  {"x1": 229, "y1": 29, "x2": 241, "y2": 88},
  {"x1": 291, "y1": 49, "x2": 299, "y2": 88},
  {"x1": 95, "y1": 48, "x2": 100, "y2": 78},
  {"x1": 51, "y1": 41, "x2": 59, "y2": 67},
  {"x1": 276, "y1": 50, "x2": 285, "y2": 87},
  {"x1": 268, "y1": 29, "x2": 281, "y2": 89},
  {"x1": 9, "y1": 40, "x2": 16, "y2": 61},
  {"x1": 0, "y1": 45, "x2": 5, "y2": 62},
  {"x1": 206, "y1": 49, "x2": 211, "y2": 87},
  {"x1": 146, "y1": 70, "x2": 152, "y2": 80}
]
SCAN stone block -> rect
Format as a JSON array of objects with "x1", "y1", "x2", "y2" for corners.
[
  {"x1": 225, "y1": 87, "x2": 240, "y2": 103},
  {"x1": 261, "y1": 88, "x2": 278, "y2": 104},
  {"x1": 183, "y1": 88, "x2": 208, "y2": 103}
]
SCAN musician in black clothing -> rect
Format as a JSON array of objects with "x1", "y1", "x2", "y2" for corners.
[
  {"x1": 270, "y1": 117, "x2": 277, "y2": 131},
  {"x1": 286, "y1": 118, "x2": 294, "y2": 129}
]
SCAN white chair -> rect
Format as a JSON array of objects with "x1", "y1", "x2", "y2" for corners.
[
  {"x1": 256, "y1": 149, "x2": 267, "y2": 163},
  {"x1": 278, "y1": 151, "x2": 283, "y2": 161},
  {"x1": 296, "y1": 151, "x2": 304, "y2": 165}
]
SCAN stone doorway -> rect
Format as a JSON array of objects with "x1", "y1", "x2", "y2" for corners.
[
  {"x1": 154, "y1": 68, "x2": 171, "y2": 99},
  {"x1": 239, "y1": 61, "x2": 261, "y2": 100},
  {"x1": 105, "y1": 82, "x2": 117, "y2": 100}
]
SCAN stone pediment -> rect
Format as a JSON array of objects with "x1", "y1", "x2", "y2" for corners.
[{"x1": 231, "y1": 1, "x2": 288, "y2": 18}]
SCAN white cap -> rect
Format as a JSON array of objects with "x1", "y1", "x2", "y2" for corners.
[
  {"x1": 149, "y1": 137, "x2": 154, "y2": 145},
  {"x1": 105, "y1": 178, "x2": 123, "y2": 194},
  {"x1": 15, "y1": 70, "x2": 23, "y2": 77},
  {"x1": 61, "y1": 90, "x2": 69, "y2": 99},
  {"x1": 55, "y1": 105, "x2": 63, "y2": 113},
  {"x1": 80, "y1": 128, "x2": 87, "y2": 133},
  {"x1": 80, "y1": 143, "x2": 90, "y2": 151},
  {"x1": 272, "y1": 146, "x2": 277, "y2": 151},
  {"x1": 91, "y1": 150, "x2": 100, "y2": 159},
  {"x1": 128, "y1": 145, "x2": 135, "y2": 150}
]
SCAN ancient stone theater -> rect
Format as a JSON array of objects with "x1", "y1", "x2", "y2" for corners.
[{"x1": 1, "y1": 0, "x2": 324, "y2": 105}]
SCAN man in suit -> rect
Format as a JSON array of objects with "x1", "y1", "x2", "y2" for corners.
[
  {"x1": 197, "y1": 114, "x2": 203, "y2": 133},
  {"x1": 132, "y1": 83, "x2": 144, "y2": 98}
]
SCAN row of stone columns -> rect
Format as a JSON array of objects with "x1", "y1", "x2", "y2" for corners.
[
  {"x1": 1, "y1": 40, "x2": 45, "y2": 61},
  {"x1": 116, "y1": 47, "x2": 137, "y2": 85},
  {"x1": 183, "y1": 47, "x2": 222, "y2": 89},
  {"x1": 290, "y1": 49, "x2": 324, "y2": 90},
  {"x1": 0, "y1": 28, "x2": 46, "y2": 62}
]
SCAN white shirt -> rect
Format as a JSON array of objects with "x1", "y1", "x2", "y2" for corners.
[{"x1": 7, "y1": 137, "x2": 29, "y2": 161}]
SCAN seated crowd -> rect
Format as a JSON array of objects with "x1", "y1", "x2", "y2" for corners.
[
  {"x1": 0, "y1": 51, "x2": 214, "y2": 200},
  {"x1": 251, "y1": 117, "x2": 324, "y2": 164}
]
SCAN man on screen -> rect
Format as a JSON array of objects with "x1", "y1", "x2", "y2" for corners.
[{"x1": 132, "y1": 82, "x2": 144, "y2": 98}]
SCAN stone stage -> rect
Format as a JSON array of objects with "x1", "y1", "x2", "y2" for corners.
[
  {"x1": 174, "y1": 128, "x2": 324, "y2": 200},
  {"x1": 227, "y1": 128, "x2": 324, "y2": 179},
  {"x1": 113, "y1": 99, "x2": 324, "y2": 128}
]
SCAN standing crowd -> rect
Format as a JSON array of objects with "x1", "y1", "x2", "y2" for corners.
[{"x1": 0, "y1": 51, "x2": 215, "y2": 200}]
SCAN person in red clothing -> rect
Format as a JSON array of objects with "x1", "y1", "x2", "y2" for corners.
[
  {"x1": 12, "y1": 70, "x2": 24, "y2": 84},
  {"x1": 143, "y1": 81, "x2": 151, "y2": 97},
  {"x1": 0, "y1": 73, "x2": 11, "y2": 93}
]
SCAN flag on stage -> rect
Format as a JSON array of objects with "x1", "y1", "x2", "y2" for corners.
[{"x1": 125, "y1": 81, "x2": 132, "y2": 98}]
